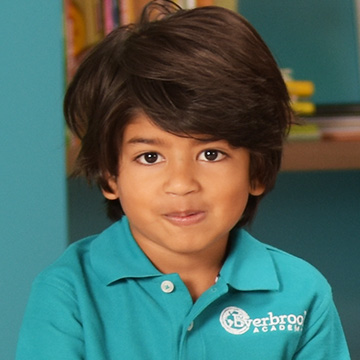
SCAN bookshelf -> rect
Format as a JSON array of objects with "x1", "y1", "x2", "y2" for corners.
[
  {"x1": 283, "y1": 105, "x2": 360, "y2": 171},
  {"x1": 282, "y1": 140, "x2": 360, "y2": 171}
]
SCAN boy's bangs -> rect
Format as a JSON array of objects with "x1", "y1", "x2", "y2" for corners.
[{"x1": 128, "y1": 75, "x2": 226, "y2": 141}]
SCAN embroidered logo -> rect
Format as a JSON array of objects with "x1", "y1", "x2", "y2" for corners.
[
  {"x1": 220, "y1": 306, "x2": 307, "y2": 335},
  {"x1": 220, "y1": 307, "x2": 251, "y2": 335}
]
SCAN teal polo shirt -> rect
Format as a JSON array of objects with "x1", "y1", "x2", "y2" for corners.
[{"x1": 16, "y1": 217, "x2": 350, "y2": 359}]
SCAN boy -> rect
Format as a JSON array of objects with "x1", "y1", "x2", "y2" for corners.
[{"x1": 16, "y1": 1, "x2": 350, "y2": 358}]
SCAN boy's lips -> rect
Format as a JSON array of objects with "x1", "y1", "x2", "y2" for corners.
[{"x1": 163, "y1": 210, "x2": 206, "y2": 226}]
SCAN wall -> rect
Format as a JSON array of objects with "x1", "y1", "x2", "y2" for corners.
[
  {"x1": 239, "y1": 0, "x2": 360, "y2": 105},
  {"x1": 0, "y1": 1, "x2": 67, "y2": 359}
]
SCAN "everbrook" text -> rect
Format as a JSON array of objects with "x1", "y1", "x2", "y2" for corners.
[{"x1": 248, "y1": 311, "x2": 307, "y2": 334}]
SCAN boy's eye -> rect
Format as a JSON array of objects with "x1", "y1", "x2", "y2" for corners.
[
  {"x1": 199, "y1": 149, "x2": 226, "y2": 162},
  {"x1": 136, "y1": 152, "x2": 164, "y2": 165}
]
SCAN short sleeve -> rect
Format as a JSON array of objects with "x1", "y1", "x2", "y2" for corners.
[
  {"x1": 16, "y1": 279, "x2": 84, "y2": 360},
  {"x1": 294, "y1": 290, "x2": 350, "y2": 360}
]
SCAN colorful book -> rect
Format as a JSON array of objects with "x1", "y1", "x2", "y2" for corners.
[
  {"x1": 103, "y1": 0, "x2": 115, "y2": 34},
  {"x1": 214, "y1": 0, "x2": 237, "y2": 11},
  {"x1": 72, "y1": 0, "x2": 104, "y2": 48},
  {"x1": 197, "y1": 0, "x2": 214, "y2": 6}
]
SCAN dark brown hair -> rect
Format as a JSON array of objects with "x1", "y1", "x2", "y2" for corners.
[{"x1": 64, "y1": 0, "x2": 293, "y2": 227}]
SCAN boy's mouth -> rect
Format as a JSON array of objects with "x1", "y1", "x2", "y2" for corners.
[{"x1": 163, "y1": 211, "x2": 206, "y2": 226}]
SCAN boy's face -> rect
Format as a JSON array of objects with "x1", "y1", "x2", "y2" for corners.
[{"x1": 104, "y1": 113, "x2": 264, "y2": 263}]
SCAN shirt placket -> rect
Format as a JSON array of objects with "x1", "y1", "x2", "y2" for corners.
[{"x1": 178, "y1": 278, "x2": 229, "y2": 360}]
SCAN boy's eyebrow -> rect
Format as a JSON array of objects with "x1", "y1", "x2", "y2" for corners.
[
  {"x1": 126, "y1": 137, "x2": 166, "y2": 146},
  {"x1": 126, "y1": 135, "x2": 225, "y2": 146}
]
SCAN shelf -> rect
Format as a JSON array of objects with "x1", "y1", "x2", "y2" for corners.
[{"x1": 282, "y1": 140, "x2": 360, "y2": 171}]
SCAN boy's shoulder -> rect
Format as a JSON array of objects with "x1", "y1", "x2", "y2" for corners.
[
  {"x1": 265, "y1": 240, "x2": 325, "y2": 274},
  {"x1": 231, "y1": 230, "x2": 331, "y2": 294},
  {"x1": 32, "y1": 220, "x2": 123, "y2": 287},
  {"x1": 38, "y1": 220, "x2": 125, "y2": 270},
  {"x1": 33, "y1": 234, "x2": 99, "y2": 289},
  {"x1": 32, "y1": 219, "x2": 156, "y2": 290},
  {"x1": 263, "y1": 238, "x2": 331, "y2": 293}
]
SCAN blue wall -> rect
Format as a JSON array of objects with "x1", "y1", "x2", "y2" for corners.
[
  {"x1": 0, "y1": 1, "x2": 67, "y2": 359},
  {"x1": 239, "y1": 0, "x2": 360, "y2": 105}
]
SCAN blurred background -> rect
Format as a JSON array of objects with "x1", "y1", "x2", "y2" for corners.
[{"x1": 1, "y1": 0, "x2": 359, "y2": 359}]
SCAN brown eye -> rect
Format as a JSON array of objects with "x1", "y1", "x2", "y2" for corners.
[
  {"x1": 144, "y1": 153, "x2": 158, "y2": 163},
  {"x1": 136, "y1": 152, "x2": 164, "y2": 165},
  {"x1": 199, "y1": 149, "x2": 226, "y2": 162},
  {"x1": 204, "y1": 150, "x2": 219, "y2": 161}
]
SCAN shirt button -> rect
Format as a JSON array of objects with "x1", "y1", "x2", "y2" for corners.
[
  {"x1": 161, "y1": 280, "x2": 175, "y2": 293},
  {"x1": 187, "y1": 321, "x2": 194, "y2": 331}
]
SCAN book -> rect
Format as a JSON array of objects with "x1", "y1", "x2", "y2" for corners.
[
  {"x1": 282, "y1": 69, "x2": 316, "y2": 116},
  {"x1": 291, "y1": 101, "x2": 316, "y2": 116},
  {"x1": 72, "y1": 0, "x2": 104, "y2": 48},
  {"x1": 197, "y1": 0, "x2": 214, "y2": 6},
  {"x1": 291, "y1": 105, "x2": 360, "y2": 142},
  {"x1": 288, "y1": 123, "x2": 321, "y2": 142},
  {"x1": 309, "y1": 115, "x2": 360, "y2": 141},
  {"x1": 103, "y1": 0, "x2": 115, "y2": 35},
  {"x1": 214, "y1": 0, "x2": 237, "y2": 11},
  {"x1": 285, "y1": 80, "x2": 314, "y2": 98},
  {"x1": 64, "y1": 0, "x2": 87, "y2": 81},
  {"x1": 121, "y1": 0, "x2": 150, "y2": 24}
]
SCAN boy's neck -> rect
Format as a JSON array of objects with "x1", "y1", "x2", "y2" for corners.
[
  {"x1": 177, "y1": 260, "x2": 222, "y2": 302},
  {"x1": 137, "y1": 239, "x2": 229, "y2": 302}
]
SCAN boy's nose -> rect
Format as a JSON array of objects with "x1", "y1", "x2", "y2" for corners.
[{"x1": 163, "y1": 160, "x2": 200, "y2": 196}]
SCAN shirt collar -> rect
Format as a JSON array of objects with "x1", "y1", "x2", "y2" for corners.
[
  {"x1": 91, "y1": 218, "x2": 280, "y2": 291},
  {"x1": 90, "y1": 217, "x2": 162, "y2": 285},
  {"x1": 220, "y1": 228, "x2": 280, "y2": 291}
]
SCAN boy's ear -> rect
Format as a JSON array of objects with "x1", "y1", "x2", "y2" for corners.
[
  {"x1": 249, "y1": 180, "x2": 265, "y2": 196},
  {"x1": 101, "y1": 175, "x2": 119, "y2": 200}
]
